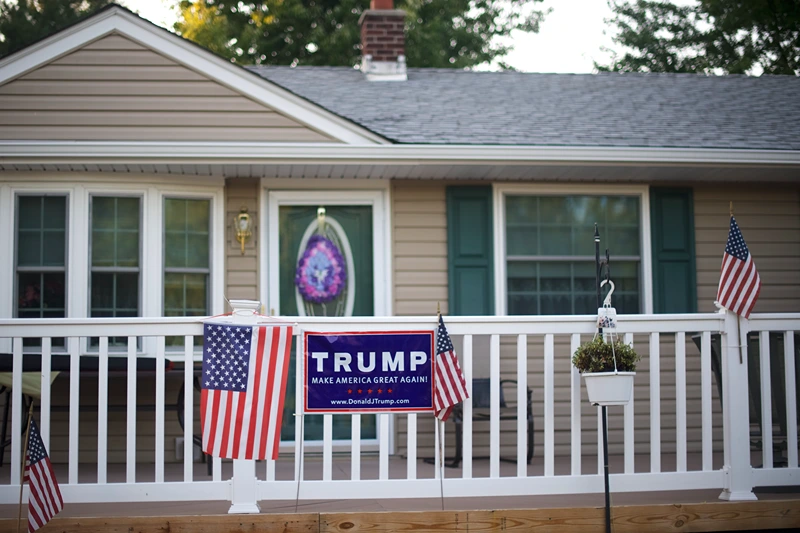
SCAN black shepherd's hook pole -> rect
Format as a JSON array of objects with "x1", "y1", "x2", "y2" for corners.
[{"x1": 595, "y1": 224, "x2": 611, "y2": 533}]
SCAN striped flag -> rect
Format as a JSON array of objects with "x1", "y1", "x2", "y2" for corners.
[
  {"x1": 25, "y1": 417, "x2": 63, "y2": 532},
  {"x1": 716, "y1": 216, "x2": 761, "y2": 319},
  {"x1": 201, "y1": 323, "x2": 293, "y2": 460},
  {"x1": 433, "y1": 314, "x2": 468, "y2": 421}
]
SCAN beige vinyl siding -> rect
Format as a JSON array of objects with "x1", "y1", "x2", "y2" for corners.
[
  {"x1": 694, "y1": 186, "x2": 800, "y2": 313},
  {"x1": 392, "y1": 182, "x2": 449, "y2": 316},
  {"x1": 225, "y1": 178, "x2": 260, "y2": 302},
  {"x1": 0, "y1": 34, "x2": 336, "y2": 143}
]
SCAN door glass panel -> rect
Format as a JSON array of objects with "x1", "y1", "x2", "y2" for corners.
[{"x1": 278, "y1": 205, "x2": 377, "y2": 442}]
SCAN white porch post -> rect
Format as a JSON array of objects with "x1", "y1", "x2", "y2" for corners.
[
  {"x1": 719, "y1": 309, "x2": 757, "y2": 501},
  {"x1": 228, "y1": 300, "x2": 261, "y2": 514}
]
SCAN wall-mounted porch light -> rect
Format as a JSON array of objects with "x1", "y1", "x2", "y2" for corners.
[{"x1": 235, "y1": 207, "x2": 252, "y2": 255}]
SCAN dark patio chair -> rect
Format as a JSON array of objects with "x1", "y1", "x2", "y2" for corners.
[{"x1": 448, "y1": 378, "x2": 534, "y2": 468}]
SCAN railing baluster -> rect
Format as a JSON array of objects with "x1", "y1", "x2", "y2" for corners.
[
  {"x1": 183, "y1": 335, "x2": 194, "y2": 483},
  {"x1": 701, "y1": 331, "x2": 712, "y2": 471},
  {"x1": 544, "y1": 334, "x2": 554, "y2": 477},
  {"x1": 212, "y1": 456, "x2": 221, "y2": 481},
  {"x1": 40, "y1": 338, "x2": 52, "y2": 450},
  {"x1": 784, "y1": 332, "x2": 798, "y2": 468},
  {"x1": 489, "y1": 334, "x2": 500, "y2": 478},
  {"x1": 98, "y1": 336, "x2": 109, "y2": 484},
  {"x1": 623, "y1": 333, "x2": 635, "y2": 474},
  {"x1": 267, "y1": 455, "x2": 276, "y2": 482},
  {"x1": 675, "y1": 332, "x2": 687, "y2": 472},
  {"x1": 379, "y1": 413, "x2": 389, "y2": 480},
  {"x1": 570, "y1": 333, "x2": 581, "y2": 476},
  {"x1": 155, "y1": 337, "x2": 166, "y2": 483},
  {"x1": 406, "y1": 413, "x2": 417, "y2": 480},
  {"x1": 650, "y1": 332, "x2": 661, "y2": 473},
  {"x1": 351, "y1": 414, "x2": 361, "y2": 480},
  {"x1": 759, "y1": 331, "x2": 773, "y2": 469},
  {"x1": 462, "y1": 334, "x2": 474, "y2": 479},
  {"x1": 127, "y1": 336, "x2": 137, "y2": 483},
  {"x1": 69, "y1": 336, "x2": 80, "y2": 485},
  {"x1": 10, "y1": 338, "x2": 22, "y2": 486},
  {"x1": 517, "y1": 334, "x2": 528, "y2": 477},
  {"x1": 323, "y1": 414, "x2": 333, "y2": 481}
]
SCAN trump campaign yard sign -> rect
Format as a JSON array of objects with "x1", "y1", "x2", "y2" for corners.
[{"x1": 304, "y1": 331, "x2": 434, "y2": 413}]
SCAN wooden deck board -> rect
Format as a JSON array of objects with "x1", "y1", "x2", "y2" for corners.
[{"x1": 1, "y1": 499, "x2": 798, "y2": 532}]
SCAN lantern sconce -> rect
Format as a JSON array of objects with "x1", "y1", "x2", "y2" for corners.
[{"x1": 234, "y1": 207, "x2": 252, "y2": 255}]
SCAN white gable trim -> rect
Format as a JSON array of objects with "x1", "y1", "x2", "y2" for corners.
[{"x1": 0, "y1": 6, "x2": 384, "y2": 146}]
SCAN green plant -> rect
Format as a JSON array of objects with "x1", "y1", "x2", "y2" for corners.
[{"x1": 571, "y1": 335, "x2": 640, "y2": 374}]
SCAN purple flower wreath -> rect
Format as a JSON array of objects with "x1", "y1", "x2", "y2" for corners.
[{"x1": 295, "y1": 235, "x2": 347, "y2": 303}]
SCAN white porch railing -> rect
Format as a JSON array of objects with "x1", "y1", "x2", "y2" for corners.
[{"x1": 0, "y1": 311, "x2": 798, "y2": 511}]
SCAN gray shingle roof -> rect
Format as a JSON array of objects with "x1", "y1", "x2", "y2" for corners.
[{"x1": 248, "y1": 66, "x2": 800, "y2": 150}]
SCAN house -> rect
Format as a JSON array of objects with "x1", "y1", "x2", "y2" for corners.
[{"x1": 0, "y1": 1, "x2": 798, "y2": 483}]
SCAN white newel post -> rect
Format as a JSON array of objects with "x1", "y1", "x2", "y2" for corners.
[
  {"x1": 719, "y1": 309, "x2": 757, "y2": 501},
  {"x1": 228, "y1": 300, "x2": 261, "y2": 514}
]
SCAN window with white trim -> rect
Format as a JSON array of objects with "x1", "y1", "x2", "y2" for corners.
[{"x1": 504, "y1": 193, "x2": 642, "y2": 315}]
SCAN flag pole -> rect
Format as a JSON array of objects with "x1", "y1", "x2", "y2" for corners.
[
  {"x1": 17, "y1": 401, "x2": 34, "y2": 533},
  {"x1": 436, "y1": 303, "x2": 445, "y2": 510}
]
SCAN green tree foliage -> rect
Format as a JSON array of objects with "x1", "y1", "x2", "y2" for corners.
[
  {"x1": 598, "y1": 0, "x2": 800, "y2": 75},
  {"x1": 175, "y1": 0, "x2": 548, "y2": 68},
  {"x1": 0, "y1": 0, "x2": 112, "y2": 58}
]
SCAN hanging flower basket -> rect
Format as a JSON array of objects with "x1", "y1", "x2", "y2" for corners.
[
  {"x1": 582, "y1": 371, "x2": 636, "y2": 406},
  {"x1": 572, "y1": 336, "x2": 640, "y2": 407}
]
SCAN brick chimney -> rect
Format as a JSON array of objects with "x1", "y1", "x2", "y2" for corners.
[{"x1": 359, "y1": 0, "x2": 407, "y2": 81}]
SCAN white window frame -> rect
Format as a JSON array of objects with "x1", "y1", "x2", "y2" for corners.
[
  {"x1": 260, "y1": 179, "x2": 393, "y2": 453},
  {"x1": 0, "y1": 177, "x2": 225, "y2": 355},
  {"x1": 493, "y1": 183, "x2": 653, "y2": 316}
]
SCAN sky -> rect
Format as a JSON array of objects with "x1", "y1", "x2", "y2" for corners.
[{"x1": 118, "y1": 0, "x2": 624, "y2": 73}]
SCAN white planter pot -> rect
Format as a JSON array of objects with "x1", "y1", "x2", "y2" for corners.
[{"x1": 582, "y1": 372, "x2": 635, "y2": 406}]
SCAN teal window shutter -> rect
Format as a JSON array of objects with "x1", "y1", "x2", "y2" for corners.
[
  {"x1": 650, "y1": 188, "x2": 697, "y2": 313},
  {"x1": 446, "y1": 186, "x2": 494, "y2": 315}
]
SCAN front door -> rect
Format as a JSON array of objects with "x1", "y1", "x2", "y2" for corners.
[{"x1": 266, "y1": 189, "x2": 390, "y2": 446}]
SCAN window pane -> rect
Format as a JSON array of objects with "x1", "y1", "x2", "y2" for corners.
[
  {"x1": 17, "y1": 232, "x2": 42, "y2": 266},
  {"x1": 165, "y1": 273, "x2": 208, "y2": 316},
  {"x1": 42, "y1": 230, "x2": 66, "y2": 267},
  {"x1": 17, "y1": 196, "x2": 67, "y2": 267},
  {"x1": 164, "y1": 232, "x2": 187, "y2": 269},
  {"x1": 115, "y1": 231, "x2": 139, "y2": 267},
  {"x1": 43, "y1": 196, "x2": 67, "y2": 229},
  {"x1": 117, "y1": 197, "x2": 140, "y2": 230},
  {"x1": 18, "y1": 272, "x2": 65, "y2": 317},
  {"x1": 91, "y1": 273, "x2": 139, "y2": 317},
  {"x1": 186, "y1": 200, "x2": 210, "y2": 232},
  {"x1": 91, "y1": 273, "x2": 114, "y2": 311},
  {"x1": 92, "y1": 197, "x2": 116, "y2": 229},
  {"x1": 164, "y1": 198, "x2": 186, "y2": 230},
  {"x1": 92, "y1": 196, "x2": 140, "y2": 268},
  {"x1": 187, "y1": 234, "x2": 209, "y2": 268},
  {"x1": 164, "y1": 198, "x2": 209, "y2": 269},
  {"x1": 18, "y1": 197, "x2": 42, "y2": 230}
]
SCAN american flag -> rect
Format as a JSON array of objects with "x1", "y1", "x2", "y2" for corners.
[
  {"x1": 25, "y1": 417, "x2": 63, "y2": 532},
  {"x1": 433, "y1": 315, "x2": 468, "y2": 421},
  {"x1": 717, "y1": 216, "x2": 761, "y2": 319},
  {"x1": 201, "y1": 323, "x2": 293, "y2": 460}
]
